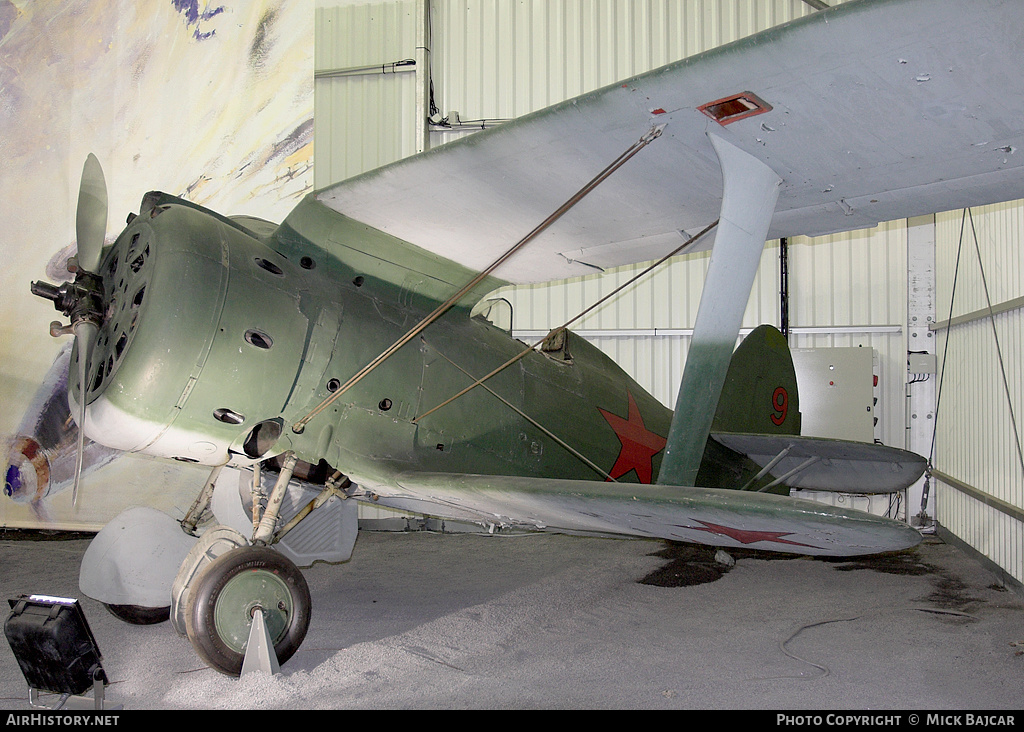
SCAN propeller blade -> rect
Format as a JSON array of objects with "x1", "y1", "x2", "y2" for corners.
[
  {"x1": 71, "y1": 320, "x2": 98, "y2": 508},
  {"x1": 75, "y1": 154, "x2": 107, "y2": 274}
]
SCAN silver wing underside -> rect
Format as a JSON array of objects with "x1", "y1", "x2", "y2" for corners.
[
  {"x1": 316, "y1": 0, "x2": 1024, "y2": 284},
  {"x1": 370, "y1": 473, "x2": 922, "y2": 557}
]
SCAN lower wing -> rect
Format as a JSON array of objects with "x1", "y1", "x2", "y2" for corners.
[{"x1": 375, "y1": 472, "x2": 921, "y2": 557}]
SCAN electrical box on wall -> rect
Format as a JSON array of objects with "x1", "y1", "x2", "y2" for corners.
[
  {"x1": 790, "y1": 347, "x2": 876, "y2": 443},
  {"x1": 908, "y1": 352, "x2": 937, "y2": 374}
]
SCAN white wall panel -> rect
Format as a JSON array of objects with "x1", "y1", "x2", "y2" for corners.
[
  {"x1": 315, "y1": 1, "x2": 420, "y2": 187},
  {"x1": 933, "y1": 202, "x2": 1024, "y2": 585},
  {"x1": 428, "y1": 0, "x2": 823, "y2": 145}
]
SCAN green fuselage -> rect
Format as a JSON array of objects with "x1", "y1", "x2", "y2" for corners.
[{"x1": 80, "y1": 192, "x2": 683, "y2": 494}]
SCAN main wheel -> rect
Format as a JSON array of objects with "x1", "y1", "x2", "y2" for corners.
[{"x1": 184, "y1": 545, "x2": 311, "y2": 676}]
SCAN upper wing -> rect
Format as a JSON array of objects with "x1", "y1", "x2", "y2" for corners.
[
  {"x1": 380, "y1": 472, "x2": 921, "y2": 557},
  {"x1": 317, "y1": 0, "x2": 1024, "y2": 284}
]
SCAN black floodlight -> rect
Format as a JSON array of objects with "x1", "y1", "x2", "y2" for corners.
[{"x1": 4, "y1": 594, "x2": 111, "y2": 709}]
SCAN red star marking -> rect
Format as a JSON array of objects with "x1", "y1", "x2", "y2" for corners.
[
  {"x1": 689, "y1": 520, "x2": 815, "y2": 549},
  {"x1": 598, "y1": 392, "x2": 667, "y2": 484}
]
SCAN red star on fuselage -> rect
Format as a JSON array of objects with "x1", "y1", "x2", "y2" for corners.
[{"x1": 598, "y1": 392, "x2": 667, "y2": 484}]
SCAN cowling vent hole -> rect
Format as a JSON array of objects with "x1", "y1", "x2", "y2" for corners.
[
  {"x1": 244, "y1": 329, "x2": 273, "y2": 350},
  {"x1": 213, "y1": 408, "x2": 245, "y2": 425},
  {"x1": 255, "y1": 257, "x2": 284, "y2": 276},
  {"x1": 129, "y1": 245, "x2": 149, "y2": 273}
]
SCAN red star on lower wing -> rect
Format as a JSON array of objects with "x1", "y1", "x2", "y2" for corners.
[
  {"x1": 689, "y1": 519, "x2": 815, "y2": 549},
  {"x1": 598, "y1": 392, "x2": 667, "y2": 484}
]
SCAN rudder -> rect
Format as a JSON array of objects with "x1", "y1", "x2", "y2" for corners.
[{"x1": 710, "y1": 324, "x2": 801, "y2": 436}]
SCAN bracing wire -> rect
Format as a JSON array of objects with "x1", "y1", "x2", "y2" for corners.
[
  {"x1": 966, "y1": 210, "x2": 1024, "y2": 475},
  {"x1": 929, "y1": 210, "x2": 967, "y2": 470},
  {"x1": 930, "y1": 208, "x2": 1024, "y2": 482},
  {"x1": 413, "y1": 219, "x2": 719, "y2": 424},
  {"x1": 291, "y1": 125, "x2": 665, "y2": 435}
]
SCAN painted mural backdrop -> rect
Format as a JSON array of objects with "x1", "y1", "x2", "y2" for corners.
[{"x1": 0, "y1": 0, "x2": 313, "y2": 529}]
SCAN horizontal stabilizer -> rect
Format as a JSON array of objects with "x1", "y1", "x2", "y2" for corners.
[
  {"x1": 385, "y1": 472, "x2": 921, "y2": 557},
  {"x1": 711, "y1": 433, "x2": 927, "y2": 494}
]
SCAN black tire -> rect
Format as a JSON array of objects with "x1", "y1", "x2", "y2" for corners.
[
  {"x1": 105, "y1": 603, "x2": 171, "y2": 625},
  {"x1": 184, "y1": 545, "x2": 311, "y2": 676}
]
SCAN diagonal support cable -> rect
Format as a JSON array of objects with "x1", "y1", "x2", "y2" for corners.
[
  {"x1": 292, "y1": 125, "x2": 666, "y2": 435},
  {"x1": 930, "y1": 211, "x2": 967, "y2": 470},
  {"x1": 931, "y1": 208, "x2": 1024, "y2": 486},
  {"x1": 413, "y1": 219, "x2": 718, "y2": 424},
  {"x1": 426, "y1": 342, "x2": 616, "y2": 481},
  {"x1": 967, "y1": 210, "x2": 1024, "y2": 475}
]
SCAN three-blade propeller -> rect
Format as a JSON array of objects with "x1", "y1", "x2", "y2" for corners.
[{"x1": 30, "y1": 154, "x2": 108, "y2": 507}]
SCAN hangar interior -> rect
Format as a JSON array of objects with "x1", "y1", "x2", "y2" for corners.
[
  {"x1": 2, "y1": 0, "x2": 1024, "y2": 709},
  {"x1": 313, "y1": 0, "x2": 1022, "y2": 589}
]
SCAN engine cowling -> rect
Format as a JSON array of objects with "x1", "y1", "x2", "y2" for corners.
[{"x1": 75, "y1": 195, "x2": 308, "y2": 466}]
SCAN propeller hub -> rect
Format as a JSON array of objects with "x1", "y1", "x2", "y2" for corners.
[{"x1": 31, "y1": 271, "x2": 105, "y2": 328}]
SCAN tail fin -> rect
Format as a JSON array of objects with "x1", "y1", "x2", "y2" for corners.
[{"x1": 710, "y1": 324, "x2": 801, "y2": 436}]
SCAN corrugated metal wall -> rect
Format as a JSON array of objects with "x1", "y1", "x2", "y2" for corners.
[
  {"x1": 315, "y1": 0, "x2": 1022, "y2": 582},
  {"x1": 429, "y1": 0, "x2": 821, "y2": 139},
  {"x1": 933, "y1": 202, "x2": 1024, "y2": 585},
  {"x1": 316, "y1": 0, "x2": 834, "y2": 181},
  {"x1": 315, "y1": 1, "x2": 421, "y2": 187}
]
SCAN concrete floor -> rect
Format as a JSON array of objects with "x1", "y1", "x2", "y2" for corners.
[{"x1": 1, "y1": 527, "x2": 1022, "y2": 710}]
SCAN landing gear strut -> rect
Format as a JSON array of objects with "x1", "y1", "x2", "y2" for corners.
[
  {"x1": 87, "y1": 456, "x2": 347, "y2": 676},
  {"x1": 178, "y1": 454, "x2": 317, "y2": 676}
]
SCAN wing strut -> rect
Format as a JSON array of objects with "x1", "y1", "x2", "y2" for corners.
[{"x1": 657, "y1": 134, "x2": 781, "y2": 487}]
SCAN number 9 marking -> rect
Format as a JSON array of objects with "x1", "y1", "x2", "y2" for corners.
[{"x1": 770, "y1": 386, "x2": 788, "y2": 426}]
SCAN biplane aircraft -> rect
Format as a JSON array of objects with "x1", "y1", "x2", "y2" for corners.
[{"x1": 18, "y1": 0, "x2": 1024, "y2": 675}]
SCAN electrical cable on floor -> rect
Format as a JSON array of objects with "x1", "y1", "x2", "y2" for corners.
[
  {"x1": 744, "y1": 615, "x2": 862, "y2": 681},
  {"x1": 780, "y1": 616, "x2": 863, "y2": 678},
  {"x1": 752, "y1": 604, "x2": 987, "y2": 684},
  {"x1": 915, "y1": 607, "x2": 978, "y2": 620}
]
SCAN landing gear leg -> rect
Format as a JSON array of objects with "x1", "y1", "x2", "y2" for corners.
[
  {"x1": 180, "y1": 453, "x2": 312, "y2": 676},
  {"x1": 181, "y1": 464, "x2": 224, "y2": 535}
]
